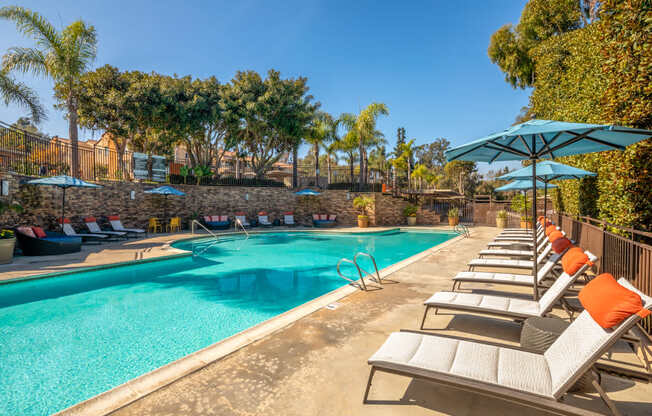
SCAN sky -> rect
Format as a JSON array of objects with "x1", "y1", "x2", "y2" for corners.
[{"x1": 0, "y1": 0, "x2": 530, "y2": 174}]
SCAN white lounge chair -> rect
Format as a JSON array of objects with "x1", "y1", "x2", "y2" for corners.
[
  {"x1": 283, "y1": 212, "x2": 295, "y2": 226},
  {"x1": 234, "y1": 213, "x2": 250, "y2": 227},
  {"x1": 421, "y1": 251, "x2": 596, "y2": 328},
  {"x1": 83, "y1": 217, "x2": 127, "y2": 239},
  {"x1": 108, "y1": 215, "x2": 145, "y2": 237},
  {"x1": 468, "y1": 241, "x2": 555, "y2": 271},
  {"x1": 366, "y1": 278, "x2": 651, "y2": 416},
  {"x1": 59, "y1": 218, "x2": 107, "y2": 243},
  {"x1": 258, "y1": 212, "x2": 272, "y2": 227},
  {"x1": 478, "y1": 235, "x2": 551, "y2": 259}
]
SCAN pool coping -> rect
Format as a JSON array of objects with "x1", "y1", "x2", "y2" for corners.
[{"x1": 37, "y1": 228, "x2": 467, "y2": 416}]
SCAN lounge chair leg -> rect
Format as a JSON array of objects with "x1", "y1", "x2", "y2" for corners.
[
  {"x1": 363, "y1": 367, "x2": 376, "y2": 403},
  {"x1": 591, "y1": 372, "x2": 623, "y2": 416},
  {"x1": 420, "y1": 306, "x2": 431, "y2": 329}
]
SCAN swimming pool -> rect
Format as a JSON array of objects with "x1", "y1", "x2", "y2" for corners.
[{"x1": 0, "y1": 229, "x2": 456, "y2": 415}]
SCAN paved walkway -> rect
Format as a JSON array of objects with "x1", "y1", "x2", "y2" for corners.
[{"x1": 102, "y1": 226, "x2": 652, "y2": 416}]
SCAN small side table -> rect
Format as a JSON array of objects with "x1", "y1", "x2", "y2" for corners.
[{"x1": 521, "y1": 316, "x2": 598, "y2": 392}]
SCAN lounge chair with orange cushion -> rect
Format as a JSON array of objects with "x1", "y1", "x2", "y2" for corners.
[
  {"x1": 258, "y1": 212, "x2": 273, "y2": 227},
  {"x1": 83, "y1": 217, "x2": 127, "y2": 239},
  {"x1": 108, "y1": 215, "x2": 146, "y2": 237}
]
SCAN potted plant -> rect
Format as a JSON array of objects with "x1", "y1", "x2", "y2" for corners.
[
  {"x1": 403, "y1": 204, "x2": 417, "y2": 226},
  {"x1": 496, "y1": 210, "x2": 507, "y2": 228},
  {"x1": 447, "y1": 207, "x2": 460, "y2": 226},
  {"x1": 510, "y1": 194, "x2": 531, "y2": 228},
  {"x1": 0, "y1": 200, "x2": 23, "y2": 264},
  {"x1": 520, "y1": 216, "x2": 533, "y2": 229},
  {"x1": 353, "y1": 196, "x2": 373, "y2": 228}
]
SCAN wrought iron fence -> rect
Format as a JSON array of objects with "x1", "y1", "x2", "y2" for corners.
[{"x1": 553, "y1": 212, "x2": 652, "y2": 335}]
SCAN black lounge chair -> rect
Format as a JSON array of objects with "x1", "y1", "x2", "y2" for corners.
[{"x1": 15, "y1": 226, "x2": 82, "y2": 256}]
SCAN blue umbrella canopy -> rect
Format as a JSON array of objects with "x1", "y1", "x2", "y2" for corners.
[
  {"x1": 446, "y1": 120, "x2": 651, "y2": 301},
  {"x1": 445, "y1": 119, "x2": 651, "y2": 163},
  {"x1": 27, "y1": 175, "x2": 102, "y2": 189},
  {"x1": 497, "y1": 161, "x2": 596, "y2": 181},
  {"x1": 144, "y1": 186, "x2": 185, "y2": 196},
  {"x1": 27, "y1": 175, "x2": 102, "y2": 232},
  {"x1": 295, "y1": 189, "x2": 321, "y2": 196},
  {"x1": 495, "y1": 179, "x2": 557, "y2": 192}
]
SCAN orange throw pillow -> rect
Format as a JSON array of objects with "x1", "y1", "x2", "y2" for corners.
[
  {"x1": 552, "y1": 237, "x2": 573, "y2": 254},
  {"x1": 579, "y1": 273, "x2": 651, "y2": 328},
  {"x1": 561, "y1": 247, "x2": 592, "y2": 275},
  {"x1": 545, "y1": 225, "x2": 557, "y2": 236},
  {"x1": 548, "y1": 230, "x2": 564, "y2": 243}
]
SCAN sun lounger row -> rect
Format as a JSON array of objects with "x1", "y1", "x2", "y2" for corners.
[
  {"x1": 60, "y1": 216, "x2": 145, "y2": 242},
  {"x1": 364, "y1": 216, "x2": 652, "y2": 415}
]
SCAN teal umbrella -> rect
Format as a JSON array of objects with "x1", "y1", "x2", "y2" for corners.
[
  {"x1": 295, "y1": 189, "x2": 321, "y2": 196},
  {"x1": 144, "y1": 186, "x2": 185, "y2": 222},
  {"x1": 498, "y1": 161, "x2": 595, "y2": 217},
  {"x1": 495, "y1": 180, "x2": 557, "y2": 225},
  {"x1": 27, "y1": 175, "x2": 102, "y2": 232},
  {"x1": 445, "y1": 119, "x2": 652, "y2": 300}
]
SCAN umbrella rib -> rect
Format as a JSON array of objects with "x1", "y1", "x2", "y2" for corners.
[
  {"x1": 485, "y1": 141, "x2": 530, "y2": 157},
  {"x1": 536, "y1": 131, "x2": 563, "y2": 158},
  {"x1": 542, "y1": 129, "x2": 600, "y2": 156},
  {"x1": 517, "y1": 135, "x2": 532, "y2": 155},
  {"x1": 489, "y1": 136, "x2": 519, "y2": 163},
  {"x1": 581, "y1": 136, "x2": 626, "y2": 151},
  {"x1": 537, "y1": 134, "x2": 555, "y2": 159}
]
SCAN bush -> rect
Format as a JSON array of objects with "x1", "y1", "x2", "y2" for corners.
[
  {"x1": 403, "y1": 204, "x2": 417, "y2": 217},
  {"x1": 326, "y1": 182, "x2": 383, "y2": 192},
  {"x1": 496, "y1": 210, "x2": 507, "y2": 220},
  {"x1": 448, "y1": 207, "x2": 459, "y2": 218}
]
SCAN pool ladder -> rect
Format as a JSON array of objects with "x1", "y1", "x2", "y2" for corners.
[
  {"x1": 454, "y1": 223, "x2": 470, "y2": 238},
  {"x1": 191, "y1": 220, "x2": 220, "y2": 257},
  {"x1": 336, "y1": 252, "x2": 382, "y2": 291}
]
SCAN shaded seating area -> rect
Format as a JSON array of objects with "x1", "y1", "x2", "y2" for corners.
[
  {"x1": 203, "y1": 215, "x2": 230, "y2": 230},
  {"x1": 312, "y1": 214, "x2": 336, "y2": 227},
  {"x1": 15, "y1": 226, "x2": 81, "y2": 256}
]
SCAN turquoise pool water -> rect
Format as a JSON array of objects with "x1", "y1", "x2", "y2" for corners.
[{"x1": 0, "y1": 229, "x2": 455, "y2": 415}]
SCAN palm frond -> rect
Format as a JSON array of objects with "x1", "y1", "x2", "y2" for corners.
[
  {"x1": 2, "y1": 47, "x2": 48, "y2": 77},
  {"x1": 0, "y1": 6, "x2": 61, "y2": 51},
  {"x1": 0, "y1": 71, "x2": 46, "y2": 123}
]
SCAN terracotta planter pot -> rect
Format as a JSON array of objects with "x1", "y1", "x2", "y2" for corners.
[
  {"x1": 496, "y1": 217, "x2": 507, "y2": 228},
  {"x1": 448, "y1": 217, "x2": 459, "y2": 226},
  {"x1": 520, "y1": 221, "x2": 529, "y2": 229},
  {"x1": 407, "y1": 216, "x2": 417, "y2": 226},
  {"x1": 0, "y1": 237, "x2": 16, "y2": 264},
  {"x1": 358, "y1": 216, "x2": 369, "y2": 228}
]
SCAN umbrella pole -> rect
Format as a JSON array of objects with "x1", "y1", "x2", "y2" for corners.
[
  {"x1": 532, "y1": 160, "x2": 539, "y2": 301},
  {"x1": 61, "y1": 187, "x2": 66, "y2": 232},
  {"x1": 544, "y1": 182, "x2": 548, "y2": 220},
  {"x1": 524, "y1": 191, "x2": 528, "y2": 229}
]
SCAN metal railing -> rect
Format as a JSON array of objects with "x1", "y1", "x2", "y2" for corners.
[
  {"x1": 336, "y1": 252, "x2": 382, "y2": 291},
  {"x1": 552, "y1": 212, "x2": 652, "y2": 335},
  {"x1": 190, "y1": 220, "x2": 220, "y2": 256}
]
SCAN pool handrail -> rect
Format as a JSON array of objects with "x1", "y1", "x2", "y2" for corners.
[
  {"x1": 354, "y1": 252, "x2": 382, "y2": 285},
  {"x1": 190, "y1": 220, "x2": 221, "y2": 256}
]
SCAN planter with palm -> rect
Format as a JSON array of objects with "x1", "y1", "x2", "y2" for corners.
[
  {"x1": 353, "y1": 196, "x2": 373, "y2": 228},
  {"x1": 0, "y1": 200, "x2": 23, "y2": 264}
]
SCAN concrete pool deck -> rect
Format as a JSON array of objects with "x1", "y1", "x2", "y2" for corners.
[
  {"x1": 104, "y1": 227, "x2": 650, "y2": 416},
  {"x1": 4, "y1": 226, "x2": 652, "y2": 415}
]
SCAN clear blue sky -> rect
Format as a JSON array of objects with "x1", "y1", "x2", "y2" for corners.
[{"x1": 0, "y1": 0, "x2": 529, "y2": 173}]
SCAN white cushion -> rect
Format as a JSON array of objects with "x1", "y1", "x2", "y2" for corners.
[
  {"x1": 369, "y1": 332, "x2": 553, "y2": 397},
  {"x1": 425, "y1": 292, "x2": 541, "y2": 318}
]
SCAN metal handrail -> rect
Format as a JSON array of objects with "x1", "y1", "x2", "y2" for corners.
[
  {"x1": 454, "y1": 223, "x2": 470, "y2": 238},
  {"x1": 336, "y1": 258, "x2": 367, "y2": 291},
  {"x1": 190, "y1": 220, "x2": 220, "y2": 256},
  {"x1": 234, "y1": 218, "x2": 250, "y2": 238},
  {"x1": 354, "y1": 252, "x2": 382, "y2": 285}
]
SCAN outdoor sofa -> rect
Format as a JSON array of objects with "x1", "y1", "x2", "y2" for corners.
[
  {"x1": 203, "y1": 215, "x2": 231, "y2": 230},
  {"x1": 15, "y1": 226, "x2": 82, "y2": 255},
  {"x1": 313, "y1": 214, "x2": 337, "y2": 227}
]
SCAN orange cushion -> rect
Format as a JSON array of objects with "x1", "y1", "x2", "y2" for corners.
[
  {"x1": 548, "y1": 230, "x2": 564, "y2": 243},
  {"x1": 258, "y1": 211, "x2": 267, "y2": 216},
  {"x1": 108, "y1": 215, "x2": 120, "y2": 221},
  {"x1": 58, "y1": 218, "x2": 71, "y2": 224},
  {"x1": 545, "y1": 225, "x2": 557, "y2": 236},
  {"x1": 552, "y1": 237, "x2": 573, "y2": 254},
  {"x1": 579, "y1": 273, "x2": 651, "y2": 328},
  {"x1": 32, "y1": 226, "x2": 47, "y2": 238},
  {"x1": 84, "y1": 217, "x2": 96, "y2": 223},
  {"x1": 284, "y1": 212, "x2": 293, "y2": 215},
  {"x1": 561, "y1": 247, "x2": 592, "y2": 275}
]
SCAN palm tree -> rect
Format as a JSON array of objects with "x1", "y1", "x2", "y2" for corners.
[
  {"x1": 323, "y1": 141, "x2": 339, "y2": 184},
  {"x1": 336, "y1": 113, "x2": 359, "y2": 185},
  {"x1": 304, "y1": 111, "x2": 335, "y2": 187},
  {"x1": 352, "y1": 103, "x2": 388, "y2": 187},
  {"x1": 1, "y1": 6, "x2": 97, "y2": 177},
  {"x1": 0, "y1": 70, "x2": 45, "y2": 123},
  {"x1": 393, "y1": 139, "x2": 416, "y2": 192}
]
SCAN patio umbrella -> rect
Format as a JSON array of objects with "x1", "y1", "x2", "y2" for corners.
[
  {"x1": 445, "y1": 119, "x2": 652, "y2": 300},
  {"x1": 495, "y1": 180, "x2": 557, "y2": 226},
  {"x1": 27, "y1": 175, "x2": 103, "y2": 232},
  {"x1": 295, "y1": 189, "x2": 321, "y2": 196},
  {"x1": 498, "y1": 161, "x2": 595, "y2": 218},
  {"x1": 144, "y1": 186, "x2": 185, "y2": 222}
]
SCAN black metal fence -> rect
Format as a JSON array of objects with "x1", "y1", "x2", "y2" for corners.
[{"x1": 553, "y1": 212, "x2": 652, "y2": 335}]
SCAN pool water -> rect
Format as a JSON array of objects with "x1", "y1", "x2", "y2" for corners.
[{"x1": 0, "y1": 230, "x2": 455, "y2": 415}]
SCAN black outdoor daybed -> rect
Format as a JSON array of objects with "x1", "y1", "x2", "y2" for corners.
[{"x1": 15, "y1": 228, "x2": 82, "y2": 256}]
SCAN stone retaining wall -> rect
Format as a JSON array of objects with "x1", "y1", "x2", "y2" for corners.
[{"x1": 0, "y1": 173, "x2": 441, "y2": 230}]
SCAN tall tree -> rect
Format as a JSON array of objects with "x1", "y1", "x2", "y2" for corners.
[
  {"x1": 304, "y1": 111, "x2": 335, "y2": 187},
  {"x1": 0, "y1": 70, "x2": 45, "y2": 123},
  {"x1": 415, "y1": 137, "x2": 450, "y2": 171},
  {"x1": 1, "y1": 6, "x2": 97, "y2": 177},
  {"x1": 353, "y1": 103, "x2": 389, "y2": 187},
  {"x1": 393, "y1": 139, "x2": 416, "y2": 192}
]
